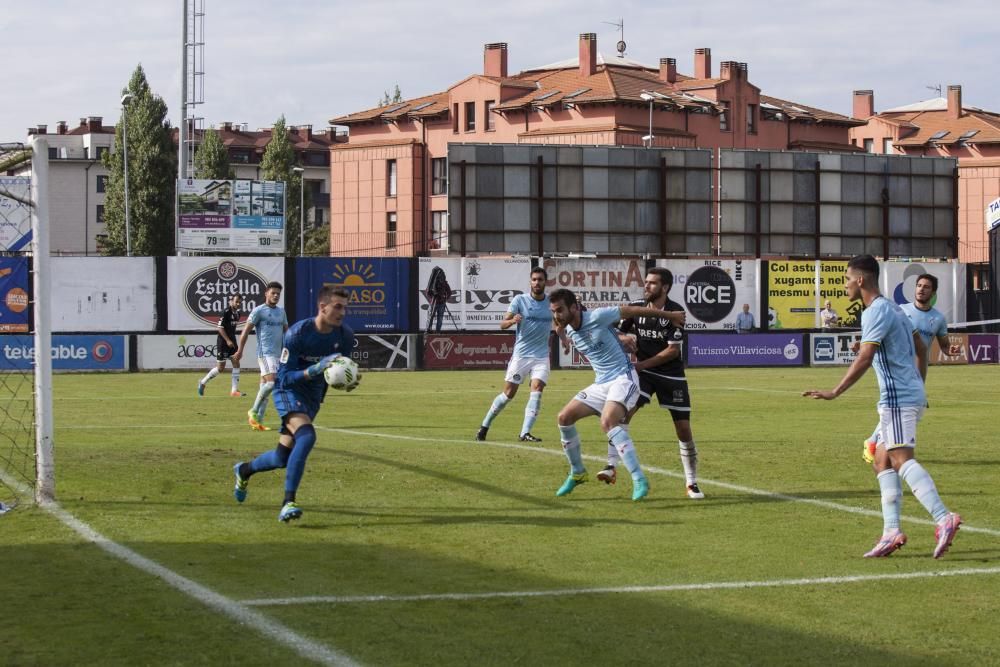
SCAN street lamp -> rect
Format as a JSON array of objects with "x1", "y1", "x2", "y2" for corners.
[
  {"x1": 291, "y1": 166, "x2": 305, "y2": 257},
  {"x1": 120, "y1": 93, "x2": 134, "y2": 255},
  {"x1": 639, "y1": 92, "x2": 655, "y2": 148}
]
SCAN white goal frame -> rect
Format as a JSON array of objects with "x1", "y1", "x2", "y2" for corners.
[{"x1": 31, "y1": 137, "x2": 54, "y2": 502}]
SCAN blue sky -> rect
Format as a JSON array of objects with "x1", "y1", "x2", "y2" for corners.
[{"x1": 2, "y1": 0, "x2": 998, "y2": 139}]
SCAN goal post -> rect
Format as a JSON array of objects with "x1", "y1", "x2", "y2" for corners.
[{"x1": 31, "y1": 137, "x2": 54, "y2": 503}]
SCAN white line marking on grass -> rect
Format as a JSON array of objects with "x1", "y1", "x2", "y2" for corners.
[
  {"x1": 241, "y1": 566, "x2": 1000, "y2": 607},
  {"x1": 0, "y1": 473, "x2": 361, "y2": 667},
  {"x1": 317, "y1": 426, "x2": 1000, "y2": 538}
]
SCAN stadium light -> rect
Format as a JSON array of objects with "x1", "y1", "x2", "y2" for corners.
[
  {"x1": 292, "y1": 167, "x2": 305, "y2": 257},
  {"x1": 639, "y1": 92, "x2": 655, "y2": 148},
  {"x1": 120, "y1": 93, "x2": 134, "y2": 256}
]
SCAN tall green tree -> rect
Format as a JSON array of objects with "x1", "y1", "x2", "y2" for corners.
[
  {"x1": 260, "y1": 115, "x2": 309, "y2": 256},
  {"x1": 102, "y1": 64, "x2": 177, "y2": 256},
  {"x1": 194, "y1": 127, "x2": 234, "y2": 179},
  {"x1": 304, "y1": 224, "x2": 329, "y2": 256},
  {"x1": 378, "y1": 84, "x2": 403, "y2": 107}
]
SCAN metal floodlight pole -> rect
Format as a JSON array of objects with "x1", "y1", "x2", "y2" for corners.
[
  {"x1": 640, "y1": 92, "x2": 655, "y2": 148},
  {"x1": 292, "y1": 166, "x2": 305, "y2": 256},
  {"x1": 121, "y1": 93, "x2": 134, "y2": 256}
]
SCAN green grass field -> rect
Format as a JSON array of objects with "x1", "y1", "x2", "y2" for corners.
[{"x1": 2, "y1": 366, "x2": 999, "y2": 666}]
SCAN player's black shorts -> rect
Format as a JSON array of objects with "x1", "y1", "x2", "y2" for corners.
[
  {"x1": 636, "y1": 372, "x2": 691, "y2": 422},
  {"x1": 216, "y1": 340, "x2": 238, "y2": 361}
]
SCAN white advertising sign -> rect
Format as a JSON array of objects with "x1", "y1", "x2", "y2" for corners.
[
  {"x1": 50, "y1": 257, "x2": 156, "y2": 332},
  {"x1": 138, "y1": 334, "x2": 259, "y2": 371},
  {"x1": 418, "y1": 256, "x2": 531, "y2": 330},
  {"x1": 880, "y1": 261, "x2": 966, "y2": 326},
  {"x1": 418, "y1": 257, "x2": 462, "y2": 332},
  {"x1": 167, "y1": 257, "x2": 285, "y2": 330},
  {"x1": 809, "y1": 332, "x2": 862, "y2": 366},
  {"x1": 541, "y1": 257, "x2": 646, "y2": 309},
  {"x1": 176, "y1": 178, "x2": 286, "y2": 253},
  {"x1": 658, "y1": 259, "x2": 759, "y2": 331},
  {"x1": 987, "y1": 197, "x2": 1000, "y2": 232}
]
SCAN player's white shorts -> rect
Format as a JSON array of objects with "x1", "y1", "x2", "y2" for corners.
[
  {"x1": 877, "y1": 405, "x2": 924, "y2": 450},
  {"x1": 574, "y1": 369, "x2": 640, "y2": 414},
  {"x1": 258, "y1": 355, "x2": 280, "y2": 377},
  {"x1": 504, "y1": 355, "x2": 550, "y2": 386}
]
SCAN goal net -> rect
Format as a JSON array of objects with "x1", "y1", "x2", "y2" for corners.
[{"x1": 0, "y1": 139, "x2": 52, "y2": 512}]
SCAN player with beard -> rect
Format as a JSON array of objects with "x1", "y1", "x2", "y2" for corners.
[{"x1": 600, "y1": 267, "x2": 705, "y2": 499}]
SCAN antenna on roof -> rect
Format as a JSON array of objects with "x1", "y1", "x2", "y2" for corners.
[
  {"x1": 602, "y1": 18, "x2": 626, "y2": 57},
  {"x1": 926, "y1": 84, "x2": 943, "y2": 97}
]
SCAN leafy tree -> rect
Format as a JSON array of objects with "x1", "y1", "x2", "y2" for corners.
[
  {"x1": 304, "y1": 224, "x2": 329, "y2": 256},
  {"x1": 194, "y1": 127, "x2": 234, "y2": 179},
  {"x1": 378, "y1": 84, "x2": 403, "y2": 107},
  {"x1": 102, "y1": 64, "x2": 177, "y2": 256},
  {"x1": 260, "y1": 115, "x2": 309, "y2": 256}
]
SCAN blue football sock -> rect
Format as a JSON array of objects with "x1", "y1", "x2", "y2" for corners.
[
  {"x1": 899, "y1": 458, "x2": 948, "y2": 523},
  {"x1": 284, "y1": 424, "x2": 317, "y2": 495},
  {"x1": 482, "y1": 393, "x2": 510, "y2": 428},
  {"x1": 249, "y1": 443, "x2": 291, "y2": 475},
  {"x1": 558, "y1": 424, "x2": 585, "y2": 474},
  {"x1": 520, "y1": 391, "x2": 542, "y2": 436},
  {"x1": 876, "y1": 468, "x2": 901, "y2": 533},
  {"x1": 608, "y1": 425, "x2": 644, "y2": 481}
]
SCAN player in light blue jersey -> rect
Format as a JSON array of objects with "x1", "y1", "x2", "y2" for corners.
[
  {"x1": 804, "y1": 256, "x2": 961, "y2": 558},
  {"x1": 235, "y1": 281, "x2": 288, "y2": 431},
  {"x1": 862, "y1": 273, "x2": 962, "y2": 462},
  {"x1": 549, "y1": 289, "x2": 685, "y2": 501},
  {"x1": 232, "y1": 286, "x2": 356, "y2": 522},
  {"x1": 476, "y1": 268, "x2": 568, "y2": 442}
]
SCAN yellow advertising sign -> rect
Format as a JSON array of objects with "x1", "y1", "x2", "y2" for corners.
[{"x1": 767, "y1": 261, "x2": 862, "y2": 329}]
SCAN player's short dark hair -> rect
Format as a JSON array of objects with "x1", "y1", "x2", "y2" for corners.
[
  {"x1": 549, "y1": 288, "x2": 577, "y2": 308},
  {"x1": 266, "y1": 281, "x2": 283, "y2": 291},
  {"x1": 916, "y1": 273, "x2": 938, "y2": 292},
  {"x1": 847, "y1": 254, "x2": 880, "y2": 282},
  {"x1": 530, "y1": 266, "x2": 547, "y2": 279},
  {"x1": 646, "y1": 267, "x2": 673, "y2": 289},
  {"x1": 318, "y1": 285, "x2": 349, "y2": 304}
]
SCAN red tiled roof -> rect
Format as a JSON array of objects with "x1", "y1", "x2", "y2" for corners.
[
  {"x1": 760, "y1": 95, "x2": 863, "y2": 126},
  {"x1": 787, "y1": 139, "x2": 866, "y2": 153},
  {"x1": 884, "y1": 109, "x2": 1000, "y2": 147},
  {"x1": 518, "y1": 123, "x2": 695, "y2": 138},
  {"x1": 330, "y1": 92, "x2": 450, "y2": 125}
]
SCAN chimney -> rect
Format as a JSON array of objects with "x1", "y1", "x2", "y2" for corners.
[
  {"x1": 221, "y1": 121, "x2": 232, "y2": 131},
  {"x1": 299, "y1": 124, "x2": 312, "y2": 140},
  {"x1": 579, "y1": 33, "x2": 597, "y2": 77},
  {"x1": 484, "y1": 42, "x2": 508, "y2": 78},
  {"x1": 659, "y1": 58, "x2": 676, "y2": 84},
  {"x1": 694, "y1": 47, "x2": 711, "y2": 79},
  {"x1": 853, "y1": 90, "x2": 874, "y2": 119},
  {"x1": 87, "y1": 116, "x2": 102, "y2": 132},
  {"x1": 79, "y1": 117, "x2": 88, "y2": 128},
  {"x1": 720, "y1": 61, "x2": 737, "y2": 80},
  {"x1": 739, "y1": 62, "x2": 748, "y2": 78},
  {"x1": 57, "y1": 121, "x2": 68, "y2": 135},
  {"x1": 36, "y1": 124, "x2": 48, "y2": 135},
  {"x1": 947, "y1": 85, "x2": 962, "y2": 120}
]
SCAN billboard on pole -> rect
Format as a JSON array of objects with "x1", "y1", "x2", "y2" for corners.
[{"x1": 176, "y1": 178, "x2": 286, "y2": 253}]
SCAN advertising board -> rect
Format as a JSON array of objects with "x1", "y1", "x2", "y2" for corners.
[
  {"x1": 139, "y1": 334, "x2": 260, "y2": 371},
  {"x1": 0, "y1": 256, "x2": 29, "y2": 332},
  {"x1": 687, "y1": 333, "x2": 804, "y2": 367},
  {"x1": 423, "y1": 334, "x2": 514, "y2": 369},
  {"x1": 167, "y1": 257, "x2": 284, "y2": 330},
  {"x1": 0, "y1": 334, "x2": 127, "y2": 371},
  {"x1": 51, "y1": 257, "x2": 156, "y2": 332},
  {"x1": 297, "y1": 258, "x2": 409, "y2": 332},
  {"x1": 176, "y1": 178, "x2": 286, "y2": 253}
]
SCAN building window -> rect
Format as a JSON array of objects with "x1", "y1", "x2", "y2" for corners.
[
  {"x1": 231, "y1": 149, "x2": 250, "y2": 164},
  {"x1": 465, "y1": 101, "x2": 476, "y2": 131},
  {"x1": 387, "y1": 159, "x2": 397, "y2": 197},
  {"x1": 431, "y1": 211, "x2": 448, "y2": 250},
  {"x1": 386, "y1": 213, "x2": 397, "y2": 249},
  {"x1": 863, "y1": 138, "x2": 874, "y2": 153},
  {"x1": 96, "y1": 204, "x2": 105, "y2": 224},
  {"x1": 96, "y1": 175, "x2": 108, "y2": 193},
  {"x1": 96, "y1": 146, "x2": 109, "y2": 159},
  {"x1": 747, "y1": 104, "x2": 757, "y2": 134},
  {"x1": 452, "y1": 103, "x2": 459, "y2": 133},
  {"x1": 314, "y1": 208, "x2": 324, "y2": 227},
  {"x1": 48, "y1": 147, "x2": 58, "y2": 159},
  {"x1": 720, "y1": 101, "x2": 731, "y2": 132},
  {"x1": 486, "y1": 100, "x2": 496, "y2": 131},
  {"x1": 883, "y1": 138, "x2": 893, "y2": 155},
  {"x1": 432, "y1": 158, "x2": 448, "y2": 195},
  {"x1": 973, "y1": 266, "x2": 990, "y2": 291}
]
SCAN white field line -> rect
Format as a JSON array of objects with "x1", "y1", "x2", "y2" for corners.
[
  {"x1": 318, "y1": 426, "x2": 1000, "y2": 538},
  {"x1": 0, "y1": 472, "x2": 360, "y2": 667},
  {"x1": 241, "y1": 566, "x2": 1000, "y2": 607}
]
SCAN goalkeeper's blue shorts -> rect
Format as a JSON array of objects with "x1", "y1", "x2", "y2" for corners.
[{"x1": 272, "y1": 388, "x2": 320, "y2": 421}]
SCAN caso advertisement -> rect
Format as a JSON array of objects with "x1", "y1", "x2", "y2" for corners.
[
  {"x1": 687, "y1": 333, "x2": 804, "y2": 367},
  {"x1": 167, "y1": 257, "x2": 284, "y2": 330},
  {"x1": 542, "y1": 257, "x2": 645, "y2": 309},
  {"x1": 423, "y1": 334, "x2": 514, "y2": 369},
  {"x1": 51, "y1": 257, "x2": 156, "y2": 332},
  {"x1": 352, "y1": 334, "x2": 414, "y2": 370},
  {"x1": 0, "y1": 256, "x2": 29, "y2": 333},
  {"x1": 658, "y1": 259, "x2": 757, "y2": 331},
  {"x1": 297, "y1": 258, "x2": 409, "y2": 332},
  {"x1": 0, "y1": 335, "x2": 127, "y2": 371},
  {"x1": 882, "y1": 261, "x2": 965, "y2": 326},
  {"x1": 967, "y1": 334, "x2": 999, "y2": 364},
  {"x1": 768, "y1": 260, "x2": 861, "y2": 330},
  {"x1": 810, "y1": 333, "x2": 862, "y2": 365},
  {"x1": 418, "y1": 257, "x2": 530, "y2": 331},
  {"x1": 139, "y1": 334, "x2": 260, "y2": 371}
]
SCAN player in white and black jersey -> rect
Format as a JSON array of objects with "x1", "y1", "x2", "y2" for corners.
[{"x1": 600, "y1": 267, "x2": 705, "y2": 499}]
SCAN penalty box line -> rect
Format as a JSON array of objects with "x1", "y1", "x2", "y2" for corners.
[
  {"x1": 317, "y1": 426, "x2": 1000, "y2": 539},
  {"x1": 0, "y1": 471, "x2": 361, "y2": 667},
  {"x1": 241, "y1": 566, "x2": 1000, "y2": 607}
]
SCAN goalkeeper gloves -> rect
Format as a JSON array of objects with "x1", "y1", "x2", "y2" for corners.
[{"x1": 306, "y1": 353, "x2": 341, "y2": 379}]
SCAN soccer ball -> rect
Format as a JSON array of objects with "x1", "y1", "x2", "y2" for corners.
[{"x1": 323, "y1": 356, "x2": 360, "y2": 391}]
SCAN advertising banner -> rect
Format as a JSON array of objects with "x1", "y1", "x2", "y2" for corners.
[
  {"x1": 810, "y1": 332, "x2": 862, "y2": 365},
  {"x1": 541, "y1": 257, "x2": 646, "y2": 309},
  {"x1": 967, "y1": 334, "x2": 999, "y2": 364},
  {"x1": 51, "y1": 257, "x2": 156, "y2": 332},
  {"x1": 418, "y1": 257, "x2": 530, "y2": 331},
  {"x1": 423, "y1": 333, "x2": 514, "y2": 369},
  {"x1": 687, "y1": 333, "x2": 804, "y2": 367},
  {"x1": 176, "y1": 178, "x2": 286, "y2": 253},
  {"x1": 0, "y1": 256, "x2": 29, "y2": 332},
  {"x1": 987, "y1": 196, "x2": 1000, "y2": 232},
  {"x1": 296, "y1": 258, "x2": 409, "y2": 332},
  {"x1": 558, "y1": 340, "x2": 633, "y2": 369},
  {"x1": 657, "y1": 259, "x2": 758, "y2": 331},
  {"x1": 418, "y1": 257, "x2": 462, "y2": 332},
  {"x1": 138, "y1": 334, "x2": 260, "y2": 371},
  {"x1": 0, "y1": 334, "x2": 127, "y2": 371},
  {"x1": 0, "y1": 177, "x2": 32, "y2": 251},
  {"x1": 929, "y1": 334, "x2": 968, "y2": 366},
  {"x1": 767, "y1": 260, "x2": 861, "y2": 330},
  {"x1": 881, "y1": 261, "x2": 965, "y2": 327},
  {"x1": 167, "y1": 257, "x2": 284, "y2": 330},
  {"x1": 351, "y1": 334, "x2": 414, "y2": 370}
]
